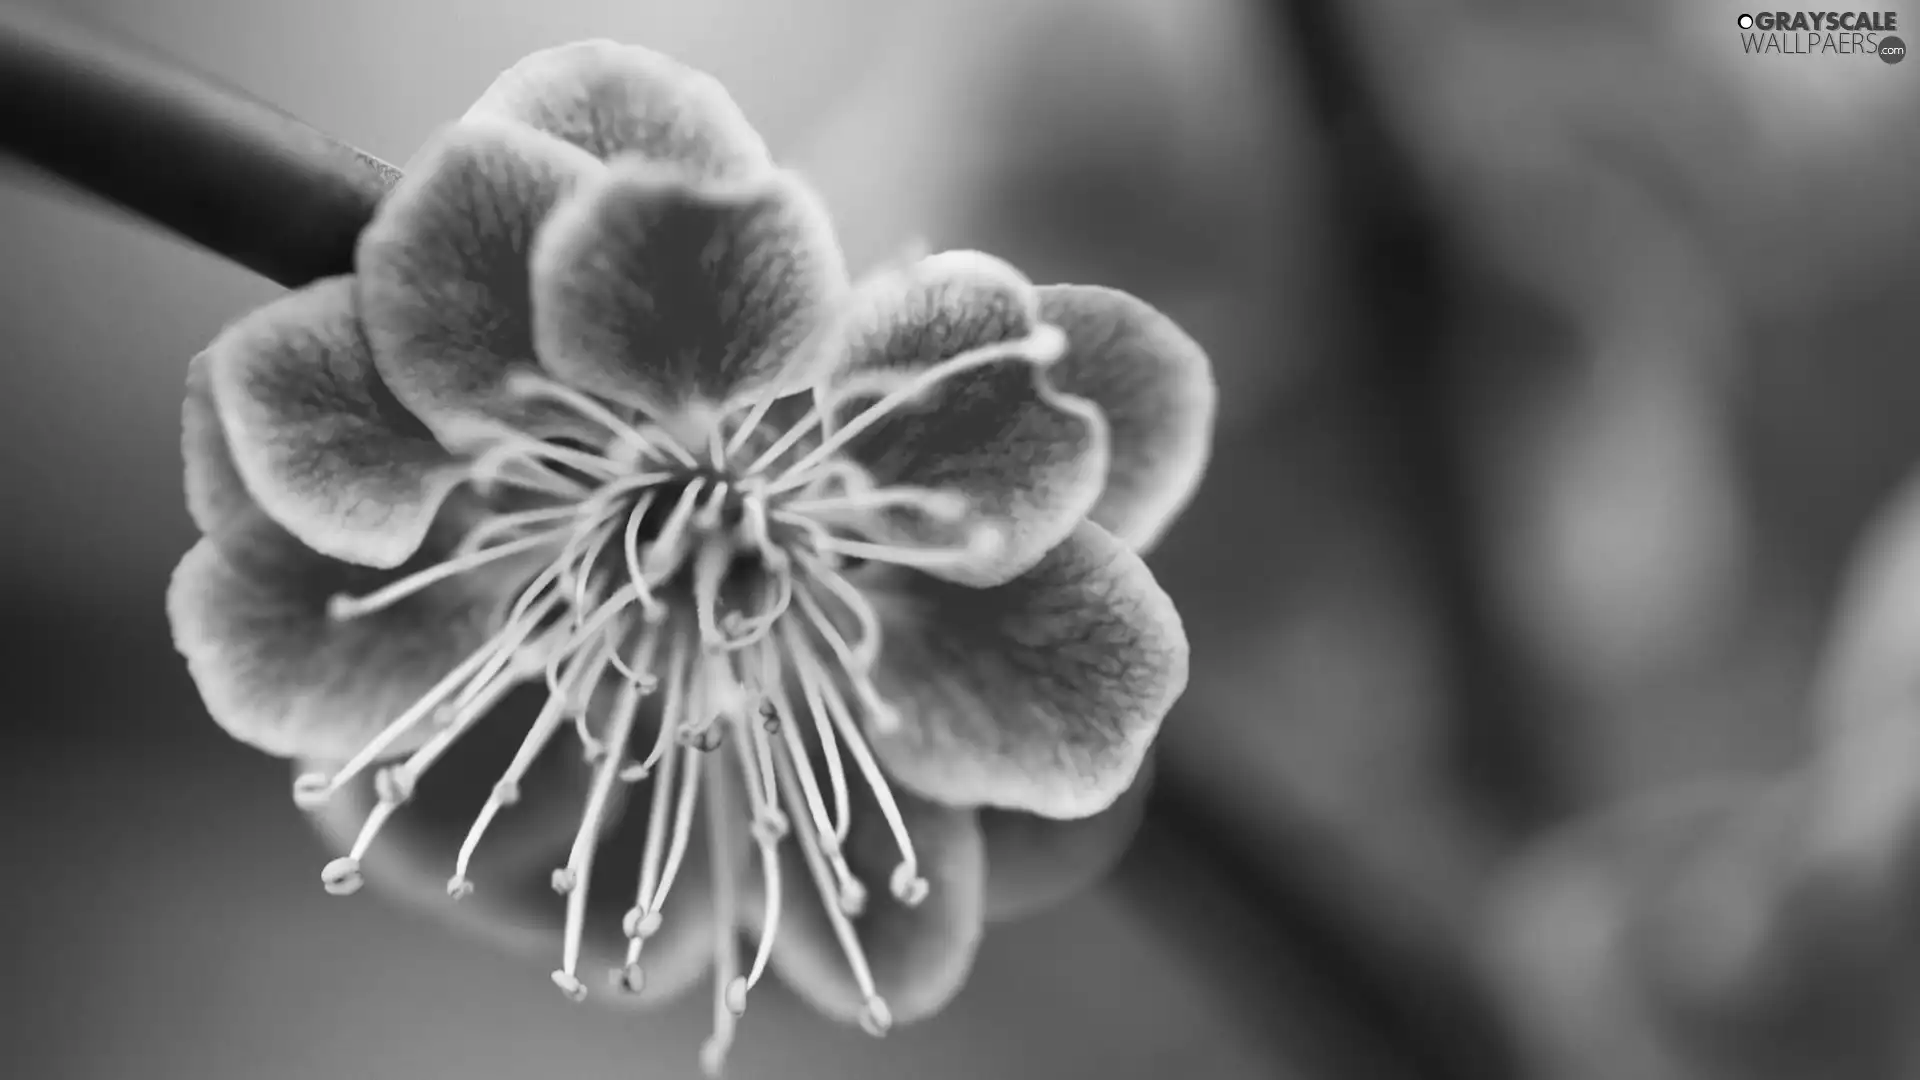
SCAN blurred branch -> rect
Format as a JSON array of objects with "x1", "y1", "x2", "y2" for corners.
[
  {"x1": 1268, "y1": 0, "x2": 1575, "y2": 845},
  {"x1": 0, "y1": 4, "x2": 397, "y2": 288},
  {"x1": 1117, "y1": 768, "x2": 1526, "y2": 1080}
]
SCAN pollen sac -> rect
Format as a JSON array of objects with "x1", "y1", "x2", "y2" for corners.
[{"x1": 320, "y1": 856, "x2": 364, "y2": 896}]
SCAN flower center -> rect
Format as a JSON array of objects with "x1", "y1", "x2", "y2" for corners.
[{"x1": 290, "y1": 323, "x2": 1066, "y2": 1074}]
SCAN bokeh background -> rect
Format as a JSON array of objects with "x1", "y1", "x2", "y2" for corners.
[{"x1": 4, "y1": 0, "x2": 1920, "y2": 1078}]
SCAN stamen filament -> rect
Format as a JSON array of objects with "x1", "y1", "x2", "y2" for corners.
[
  {"x1": 792, "y1": 559, "x2": 883, "y2": 672},
  {"x1": 505, "y1": 368, "x2": 698, "y2": 469},
  {"x1": 326, "y1": 527, "x2": 564, "y2": 621},
  {"x1": 773, "y1": 740, "x2": 893, "y2": 1039},
  {"x1": 783, "y1": 622, "x2": 926, "y2": 905},
  {"x1": 446, "y1": 633, "x2": 604, "y2": 897},
  {"x1": 642, "y1": 478, "x2": 709, "y2": 581},
  {"x1": 768, "y1": 326, "x2": 1068, "y2": 492},
  {"x1": 552, "y1": 629, "x2": 659, "y2": 1000},
  {"x1": 700, "y1": 752, "x2": 743, "y2": 1078}
]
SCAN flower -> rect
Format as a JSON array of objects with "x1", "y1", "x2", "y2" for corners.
[{"x1": 167, "y1": 40, "x2": 1212, "y2": 1074}]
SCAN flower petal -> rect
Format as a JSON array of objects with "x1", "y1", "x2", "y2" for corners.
[
  {"x1": 820, "y1": 251, "x2": 1108, "y2": 587},
  {"x1": 530, "y1": 163, "x2": 846, "y2": 411},
  {"x1": 865, "y1": 520, "x2": 1188, "y2": 818},
  {"x1": 1038, "y1": 285, "x2": 1215, "y2": 553},
  {"x1": 183, "y1": 353, "x2": 253, "y2": 537},
  {"x1": 356, "y1": 120, "x2": 603, "y2": 441},
  {"x1": 757, "y1": 779, "x2": 985, "y2": 1028},
  {"x1": 981, "y1": 754, "x2": 1155, "y2": 923},
  {"x1": 168, "y1": 496, "x2": 537, "y2": 763},
  {"x1": 465, "y1": 40, "x2": 770, "y2": 175},
  {"x1": 204, "y1": 276, "x2": 467, "y2": 569},
  {"x1": 300, "y1": 698, "x2": 718, "y2": 1008}
]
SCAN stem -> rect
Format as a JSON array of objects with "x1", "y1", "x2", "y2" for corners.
[
  {"x1": 1270, "y1": 0, "x2": 1574, "y2": 844},
  {"x1": 0, "y1": 5, "x2": 396, "y2": 288}
]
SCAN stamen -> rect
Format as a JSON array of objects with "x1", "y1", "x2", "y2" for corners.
[
  {"x1": 700, "y1": 752, "x2": 743, "y2": 1079},
  {"x1": 725, "y1": 702, "x2": 785, "y2": 1021},
  {"x1": 792, "y1": 558, "x2": 884, "y2": 672},
  {"x1": 691, "y1": 541, "x2": 736, "y2": 649},
  {"x1": 742, "y1": 402, "x2": 824, "y2": 476},
  {"x1": 648, "y1": 744, "x2": 706, "y2": 932},
  {"x1": 629, "y1": 634, "x2": 691, "y2": 782},
  {"x1": 791, "y1": 649, "x2": 853, "y2": 847},
  {"x1": 641, "y1": 478, "x2": 709, "y2": 582},
  {"x1": 772, "y1": 739, "x2": 893, "y2": 1038},
  {"x1": 291, "y1": 609, "x2": 541, "y2": 809},
  {"x1": 551, "y1": 628, "x2": 660, "y2": 1000},
  {"x1": 467, "y1": 440, "x2": 593, "y2": 498},
  {"x1": 783, "y1": 622, "x2": 927, "y2": 907},
  {"x1": 808, "y1": 527, "x2": 1005, "y2": 572},
  {"x1": 620, "y1": 667, "x2": 685, "y2": 982},
  {"x1": 620, "y1": 492, "x2": 668, "y2": 624},
  {"x1": 453, "y1": 505, "x2": 581, "y2": 557},
  {"x1": 768, "y1": 325, "x2": 1069, "y2": 493},
  {"x1": 505, "y1": 368, "x2": 698, "y2": 469},
  {"x1": 326, "y1": 527, "x2": 565, "y2": 621},
  {"x1": 721, "y1": 386, "x2": 790, "y2": 462},
  {"x1": 445, "y1": 633, "x2": 603, "y2": 898},
  {"x1": 477, "y1": 427, "x2": 627, "y2": 480},
  {"x1": 761, "y1": 650, "x2": 857, "y2": 892},
  {"x1": 325, "y1": 658, "x2": 523, "y2": 896},
  {"x1": 783, "y1": 486, "x2": 969, "y2": 522}
]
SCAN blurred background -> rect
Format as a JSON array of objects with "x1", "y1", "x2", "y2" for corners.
[{"x1": 4, "y1": 0, "x2": 1920, "y2": 1077}]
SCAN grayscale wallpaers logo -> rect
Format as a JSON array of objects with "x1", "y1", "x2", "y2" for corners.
[{"x1": 1736, "y1": 10, "x2": 1906, "y2": 61}]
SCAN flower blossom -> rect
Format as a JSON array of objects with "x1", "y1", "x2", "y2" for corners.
[{"x1": 168, "y1": 40, "x2": 1212, "y2": 1074}]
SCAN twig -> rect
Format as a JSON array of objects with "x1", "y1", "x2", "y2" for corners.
[
  {"x1": 0, "y1": 5, "x2": 397, "y2": 288},
  {"x1": 1268, "y1": 0, "x2": 1575, "y2": 845}
]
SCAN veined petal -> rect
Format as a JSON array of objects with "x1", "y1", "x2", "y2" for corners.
[
  {"x1": 1038, "y1": 285, "x2": 1215, "y2": 553},
  {"x1": 981, "y1": 754, "x2": 1155, "y2": 923},
  {"x1": 301, "y1": 697, "x2": 718, "y2": 1009},
  {"x1": 819, "y1": 251, "x2": 1107, "y2": 588},
  {"x1": 866, "y1": 521, "x2": 1188, "y2": 818},
  {"x1": 177, "y1": 353, "x2": 542, "y2": 762},
  {"x1": 757, "y1": 780, "x2": 985, "y2": 1028},
  {"x1": 168, "y1": 501, "x2": 536, "y2": 762},
  {"x1": 183, "y1": 353, "x2": 254, "y2": 537},
  {"x1": 205, "y1": 276, "x2": 466, "y2": 569},
  {"x1": 465, "y1": 40, "x2": 770, "y2": 175},
  {"x1": 356, "y1": 120, "x2": 604, "y2": 442},
  {"x1": 530, "y1": 163, "x2": 846, "y2": 412}
]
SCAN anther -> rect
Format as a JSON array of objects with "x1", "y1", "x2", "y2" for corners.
[
  {"x1": 613, "y1": 962, "x2": 646, "y2": 995},
  {"x1": 551, "y1": 868, "x2": 578, "y2": 895},
  {"x1": 723, "y1": 976, "x2": 749, "y2": 1017},
  {"x1": 859, "y1": 997, "x2": 894, "y2": 1038},
  {"x1": 891, "y1": 865, "x2": 930, "y2": 907},
  {"x1": 292, "y1": 771, "x2": 333, "y2": 809},
  {"x1": 373, "y1": 766, "x2": 414, "y2": 806},
  {"x1": 492, "y1": 779, "x2": 522, "y2": 806},
  {"x1": 550, "y1": 970, "x2": 589, "y2": 1003},
  {"x1": 622, "y1": 907, "x2": 664, "y2": 940},
  {"x1": 750, "y1": 810, "x2": 790, "y2": 847},
  {"x1": 321, "y1": 857, "x2": 363, "y2": 896},
  {"x1": 839, "y1": 878, "x2": 869, "y2": 917},
  {"x1": 446, "y1": 875, "x2": 474, "y2": 900}
]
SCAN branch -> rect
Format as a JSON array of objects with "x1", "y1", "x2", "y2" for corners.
[
  {"x1": 1269, "y1": 0, "x2": 1575, "y2": 844},
  {"x1": 0, "y1": 5, "x2": 397, "y2": 288}
]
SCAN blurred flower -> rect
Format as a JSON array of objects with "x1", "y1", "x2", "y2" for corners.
[
  {"x1": 165, "y1": 40, "x2": 1210, "y2": 1074},
  {"x1": 1482, "y1": 468, "x2": 1920, "y2": 1080}
]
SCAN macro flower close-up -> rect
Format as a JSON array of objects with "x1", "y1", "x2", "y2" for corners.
[{"x1": 161, "y1": 39, "x2": 1210, "y2": 1075}]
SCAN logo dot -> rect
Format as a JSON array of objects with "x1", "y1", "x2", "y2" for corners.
[
  {"x1": 1737, "y1": 13, "x2": 1754, "y2": 29},
  {"x1": 1880, "y1": 35, "x2": 1907, "y2": 63}
]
